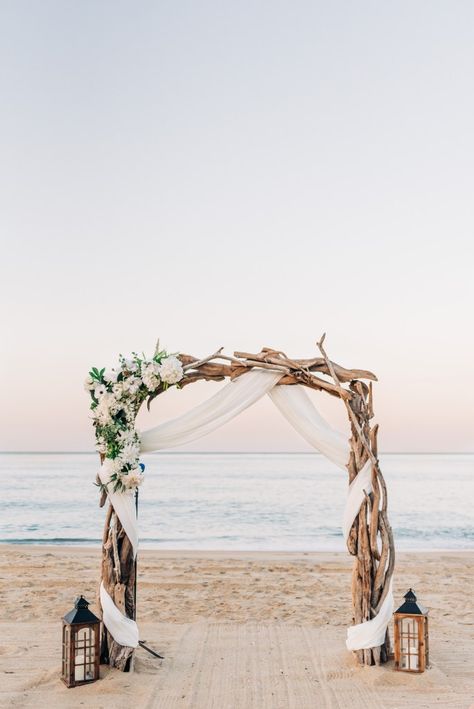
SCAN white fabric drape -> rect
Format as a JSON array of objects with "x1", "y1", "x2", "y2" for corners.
[
  {"x1": 268, "y1": 385, "x2": 373, "y2": 544},
  {"x1": 100, "y1": 582, "x2": 139, "y2": 648},
  {"x1": 140, "y1": 369, "x2": 283, "y2": 452},
  {"x1": 268, "y1": 385, "x2": 349, "y2": 468},
  {"x1": 99, "y1": 459, "x2": 139, "y2": 555},
  {"x1": 346, "y1": 580, "x2": 394, "y2": 650},
  {"x1": 100, "y1": 370, "x2": 393, "y2": 654}
]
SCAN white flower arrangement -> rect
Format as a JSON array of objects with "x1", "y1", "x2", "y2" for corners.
[{"x1": 86, "y1": 349, "x2": 184, "y2": 493}]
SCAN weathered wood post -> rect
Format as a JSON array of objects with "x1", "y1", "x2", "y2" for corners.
[
  {"x1": 317, "y1": 336, "x2": 395, "y2": 666},
  {"x1": 98, "y1": 459, "x2": 137, "y2": 671}
]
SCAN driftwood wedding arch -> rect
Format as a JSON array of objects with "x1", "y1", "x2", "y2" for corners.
[{"x1": 95, "y1": 336, "x2": 395, "y2": 670}]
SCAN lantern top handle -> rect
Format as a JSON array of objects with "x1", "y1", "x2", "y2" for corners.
[
  {"x1": 63, "y1": 595, "x2": 101, "y2": 625},
  {"x1": 395, "y1": 588, "x2": 429, "y2": 616}
]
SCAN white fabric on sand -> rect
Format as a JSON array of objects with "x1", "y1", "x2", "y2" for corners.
[{"x1": 100, "y1": 369, "x2": 392, "y2": 653}]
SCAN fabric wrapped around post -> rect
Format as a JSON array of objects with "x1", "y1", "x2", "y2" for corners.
[{"x1": 100, "y1": 582, "x2": 139, "y2": 648}]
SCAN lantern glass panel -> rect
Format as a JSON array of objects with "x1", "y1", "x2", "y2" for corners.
[
  {"x1": 74, "y1": 627, "x2": 96, "y2": 682},
  {"x1": 400, "y1": 618, "x2": 419, "y2": 652},
  {"x1": 62, "y1": 625, "x2": 71, "y2": 679},
  {"x1": 398, "y1": 617, "x2": 421, "y2": 671}
]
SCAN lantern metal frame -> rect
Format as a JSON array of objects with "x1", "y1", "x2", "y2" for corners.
[
  {"x1": 61, "y1": 596, "x2": 101, "y2": 688},
  {"x1": 393, "y1": 589, "x2": 429, "y2": 673}
]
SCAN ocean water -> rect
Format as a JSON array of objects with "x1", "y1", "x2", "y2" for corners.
[{"x1": 1, "y1": 453, "x2": 473, "y2": 551}]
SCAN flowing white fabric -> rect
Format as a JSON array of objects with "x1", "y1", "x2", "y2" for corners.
[
  {"x1": 100, "y1": 370, "x2": 393, "y2": 654},
  {"x1": 346, "y1": 580, "x2": 394, "y2": 651},
  {"x1": 140, "y1": 369, "x2": 283, "y2": 452},
  {"x1": 268, "y1": 385, "x2": 349, "y2": 469},
  {"x1": 268, "y1": 385, "x2": 374, "y2": 544},
  {"x1": 100, "y1": 582, "x2": 139, "y2": 648}
]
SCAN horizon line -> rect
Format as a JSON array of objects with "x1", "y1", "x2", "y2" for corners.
[{"x1": 1, "y1": 450, "x2": 473, "y2": 456}]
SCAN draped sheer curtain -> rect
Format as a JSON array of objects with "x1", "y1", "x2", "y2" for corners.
[{"x1": 99, "y1": 370, "x2": 393, "y2": 652}]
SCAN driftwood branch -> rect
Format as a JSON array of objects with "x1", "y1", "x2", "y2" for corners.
[
  {"x1": 182, "y1": 347, "x2": 224, "y2": 372},
  {"x1": 163, "y1": 345, "x2": 377, "y2": 404},
  {"x1": 234, "y1": 349, "x2": 377, "y2": 382}
]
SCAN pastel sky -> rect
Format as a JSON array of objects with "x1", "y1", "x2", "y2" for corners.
[{"x1": 1, "y1": 1, "x2": 473, "y2": 452}]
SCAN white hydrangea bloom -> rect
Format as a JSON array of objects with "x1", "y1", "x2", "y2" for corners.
[
  {"x1": 141, "y1": 362, "x2": 160, "y2": 391},
  {"x1": 123, "y1": 376, "x2": 141, "y2": 395},
  {"x1": 158, "y1": 356, "x2": 183, "y2": 385}
]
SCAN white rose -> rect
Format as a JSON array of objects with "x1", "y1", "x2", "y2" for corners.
[
  {"x1": 158, "y1": 356, "x2": 183, "y2": 385},
  {"x1": 121, "y1": 467, "x2": 144, "y2": 491},
  {"x1": 104, "y1": 368, "x2": 118, "y2": 383}
]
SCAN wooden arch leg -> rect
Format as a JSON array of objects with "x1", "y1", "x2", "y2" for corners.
[
  {"x1": 316, "y1": 337, "x2": 395, "y2": 666},
  {"x1": 346, "y1": 388, "x2": 395, "y2": 665},
  {"x1": 100, "y1": 503, "x2": 137, "y2": 671}
]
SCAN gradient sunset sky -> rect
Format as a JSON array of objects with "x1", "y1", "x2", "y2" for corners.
[{"x1": 2, "y1": 1, "x2": 473, "y2": 452}]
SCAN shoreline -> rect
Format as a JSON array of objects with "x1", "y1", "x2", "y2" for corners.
[{"x1": 1, "y1": 542, "x2": 474, "y2": 555}]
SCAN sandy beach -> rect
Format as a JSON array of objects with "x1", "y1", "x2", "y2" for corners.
[{"x1": 0, "y1": 545, "x2": 473, "y2": 708}]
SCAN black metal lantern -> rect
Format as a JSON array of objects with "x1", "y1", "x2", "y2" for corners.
[
  {"x1": 394, "y1": 589, "x2": 429, "y2": 672},
  {"x1": 61, "y1": 596, "x2": 100, "y2": 687}
]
